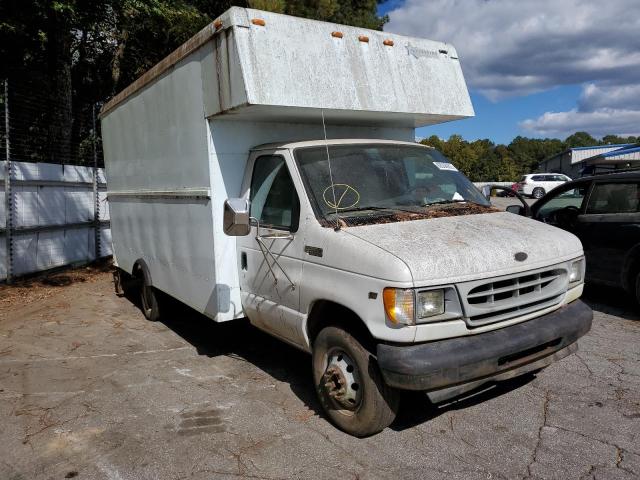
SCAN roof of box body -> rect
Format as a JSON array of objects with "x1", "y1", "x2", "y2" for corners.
[
  {"x1": 250, "y1": 138, "x2": 435, "y2": 151},
  {"x1": 100, "y1": 7, "x2": 474, "y2": 128}
]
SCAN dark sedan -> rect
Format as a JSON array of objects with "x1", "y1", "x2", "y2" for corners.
[{"x1": 505, "y1": 172, "x2": 640, "y2": 302}]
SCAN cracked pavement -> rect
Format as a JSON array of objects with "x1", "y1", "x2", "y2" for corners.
[{"x1": 0, "y1": 272, "x2": 639, "y2": 480}]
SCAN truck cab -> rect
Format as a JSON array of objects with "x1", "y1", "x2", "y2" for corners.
[{"x1": 224, "y1": 139, "x2": 592, "y2": 436}]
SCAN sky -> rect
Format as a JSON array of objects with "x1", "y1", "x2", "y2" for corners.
[{"x1": 379, "y1": 0, "x2": 640, "y2": 144}]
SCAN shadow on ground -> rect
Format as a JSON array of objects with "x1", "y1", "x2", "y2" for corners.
[
  {"x1": 122, "y1": 288, "x2": 542, "y2": 433},
  {"x1": 582, "y1": 284, "x2": 640, "y2": 322}
]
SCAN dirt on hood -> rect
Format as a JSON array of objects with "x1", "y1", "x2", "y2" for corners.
[{"x1": 320, "y1": 202, "x2": 500, "y2": 228}]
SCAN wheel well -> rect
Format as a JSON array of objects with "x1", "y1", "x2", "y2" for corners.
[
  {"x1": 131, "y1": 259, "x2": 151, "y2": 285},
  {"x1": 622, "y1": 249, "x2": 640, "y2": 293},
  {"x1": 306, "y1": 300, "x2": 375, "y2": 352}
]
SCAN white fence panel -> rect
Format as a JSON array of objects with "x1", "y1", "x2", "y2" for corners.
[{"x1": 1, "y1": 160, "x2": 111, "y2": 281}]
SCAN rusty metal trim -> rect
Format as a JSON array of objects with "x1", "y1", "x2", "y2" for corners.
[
  {"x1": 107, "y1": 188, "x2": 211, "y2": 200},
  {"x1": 100, "y1": 21, "x2": 222, "y2": 118}
]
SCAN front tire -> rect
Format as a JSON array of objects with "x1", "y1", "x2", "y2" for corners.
[
  {"x1": 532, "y1": 187, "x2": 545, "y2": 199},
  {"x1": 312, "y1": 326, "x2": 399, "y2": 437}
]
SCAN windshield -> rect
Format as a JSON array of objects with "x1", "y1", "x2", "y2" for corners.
[{"x1": 295, "y1": 144, "x2": 489, "y2": 218}]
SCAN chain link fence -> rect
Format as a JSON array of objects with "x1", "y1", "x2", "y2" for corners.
[{"x1": 1, "y1": 78, "x2": 111, "y2": 283}]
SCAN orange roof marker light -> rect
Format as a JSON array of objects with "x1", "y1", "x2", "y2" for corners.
[
  {"x1": 358, "y1": 35, "x2": 369, "y2": 43},
  {"x1": 383, "y1": 39, "x2": 394, "y2": 47},
  {"x1": 213, "y1": 19, "x2": 223, "y2": 30},
  {"x1": 331, "y1": 31, "x2": 343, "y2": 38},
  {"x1": 251, "y1": 18, "x2": 266, "y2": 26}
]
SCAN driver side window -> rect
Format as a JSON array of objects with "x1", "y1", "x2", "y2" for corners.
[
  {"x1": 250, "y1": 155, "x2": 300, "y2": 231},
  {"x1": 536, "y1": 183, "x2": 589, "y2": 222},
  {"x1": 586, "y1": 183, "x2": 640, "y2": 214}
]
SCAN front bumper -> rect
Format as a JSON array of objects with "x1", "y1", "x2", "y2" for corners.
[{"x1": 377, "y1": 299, "x2": 592, "y2": 391}]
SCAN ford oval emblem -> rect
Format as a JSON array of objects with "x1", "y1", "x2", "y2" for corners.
[{"x1": 514, "y1": 252, "x2": 528, "y2": 262}]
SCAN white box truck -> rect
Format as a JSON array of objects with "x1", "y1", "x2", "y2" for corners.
[{"x1": 101, "y1": 7, "x2": 592, "y2": 436}]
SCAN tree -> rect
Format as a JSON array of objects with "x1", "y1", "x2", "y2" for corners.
[
  {"x1": 565, "y1": 131, "x2": 598, "y2": 149},
  {"x1": 0, "y1": 0, "x2": 387, "y2": 165}
]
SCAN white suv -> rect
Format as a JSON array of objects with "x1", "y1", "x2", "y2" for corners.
[{"x1": 517, "y1": 173, "x2": 571, "y2": 199}]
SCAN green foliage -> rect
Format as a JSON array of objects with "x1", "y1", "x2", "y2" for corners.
[
  {"x1": 564, "y1": 131, "x2": 598, "y2": 149},
  {"x1": 248, "y1": 0, "x2": 286, "y2": 13},
  {"x1": 0, "y1": 0, "x2": 387, "y2": 95},
  {"x1": 0, "y1": 0, "x2": 386, "y2": 165},
  {"x1": 421, "y1": 133, "x2": 640, "y2": 182},
  {"x1": 283, "y1": 0, "x2": 386, "y2": 29}
]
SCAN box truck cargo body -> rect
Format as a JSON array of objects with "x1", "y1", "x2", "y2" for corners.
[{"x1": 102, "y1": 7, "x2": 592, "y2": 436}]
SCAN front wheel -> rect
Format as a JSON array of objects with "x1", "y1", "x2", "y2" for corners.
[
  {"x1": 532, "y1": 187, "x2": 545, "y2": 199},
  {"x1": 312, "y1": 326, "x2": 400, "y2": 437}
]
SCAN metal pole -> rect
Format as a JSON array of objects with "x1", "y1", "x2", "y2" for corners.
[
  {"x1": 4, "y1": 79, "x2": 12, "y2": 283},
  {"x1": 92, "y1": 103, "x2": 100, "y2": 260}
]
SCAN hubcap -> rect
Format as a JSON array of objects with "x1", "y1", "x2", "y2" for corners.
[{"x1": 322, "y1": 351, "x2": 361, "y2": 410}]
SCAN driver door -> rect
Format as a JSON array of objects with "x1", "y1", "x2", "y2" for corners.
[
  {"x1": 236, "y1": 151, "x2": 307, "y2": 347},
  {"x1": 533, "y1": 180, "x2": 591, "y2": 234},
  {"x1": 579, "y1": 181, "x2": 640, "y2": 286}
]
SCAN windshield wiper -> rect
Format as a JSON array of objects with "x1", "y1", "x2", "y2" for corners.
[
  {"x1": 423, "y1": 199, "x2": 487, "y2": 207},
  {"x1": 326, "y1": 206, "x2": 394, "y2": 215},
  {"x1": 326, "y1": 205, "x2": 415, "y2": 216}
]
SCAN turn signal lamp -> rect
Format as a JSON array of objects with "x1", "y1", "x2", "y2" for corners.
[
  {"x1": 383, "y1": 288, "x2": 414, "y2": 325},
  {"x1": 251, "y1": 18, "x2": 266, "y2": 26},
  {"x1": 331, "y1": 31, "x2": 344, "y2": 38},
  {"x1": 358, "y1": 35, "x2": 369, "y2": 43},
  {"x1": 383, "y1": 39, "x2": 394, "y2": 46}
]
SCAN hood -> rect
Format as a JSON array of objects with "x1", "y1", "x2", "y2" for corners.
[{"x1": 344, "y1": 211, "x2": 583, "y2": 285}]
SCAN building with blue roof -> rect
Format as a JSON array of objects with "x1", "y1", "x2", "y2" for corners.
[{"x1": 538, "y1": 144, "x2": 640, "y2": 177}]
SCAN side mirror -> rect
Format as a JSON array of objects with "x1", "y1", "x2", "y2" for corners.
[
  {"x1": 223, "y1": 198, "x2": 251, "y2": 236},
  {"x1": 481, "y1": 185, "x2": 492, "y2": 200},
  {"x1": 506, "y1": 205, "x2": 524, "y2": 215}
]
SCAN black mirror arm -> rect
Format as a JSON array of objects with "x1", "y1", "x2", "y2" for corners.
[{"x1": 486, "y1": 185, "x2": 531, "y2": 216}]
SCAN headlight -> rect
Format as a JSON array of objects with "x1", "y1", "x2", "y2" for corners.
[
  {"x1": 569, "y1": 258, "x2": 585, "y2": 284},
  {"x1": 383, "y1": 288, "x2": 414, "y2": 325},
  {"x1": 416, "y1": 289, "x2": 445, "y2": 318},
  {"x1": 383, "y1": 287, "x2": 458, "y2": 325}
]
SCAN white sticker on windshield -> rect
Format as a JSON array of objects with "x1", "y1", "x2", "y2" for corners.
[{"x1": 433, "y1": 162, "x2": 458, "y2": 171}]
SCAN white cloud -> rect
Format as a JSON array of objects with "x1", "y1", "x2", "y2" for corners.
[
  {"x1": 520, "y1": 83, "x2": 640, "y2": 137},
  {"x1": 386, "y1": 0, "x2": 640, "y2": 138},
  {"x1": 520, "y1": 109, "x2": 640, "y2": 139},
  {"x1": 578, "y1": 83, "x2": 640, "y2": 112}
]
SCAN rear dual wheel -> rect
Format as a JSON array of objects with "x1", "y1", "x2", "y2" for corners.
[
  {"x1": 138, "y1": 272, "x2": 162, "y2": 322},
  {"x1": 312, "y1": 326, "x2": 400, "y2": 437}
]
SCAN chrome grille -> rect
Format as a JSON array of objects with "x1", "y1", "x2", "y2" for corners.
[{"x1": 458, "y1": 265, "x2": 568, "y2": 327}]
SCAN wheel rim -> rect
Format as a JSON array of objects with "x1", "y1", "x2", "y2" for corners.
[{"x1": 321, "y1": 350, "x2": 362, "y2": 410}]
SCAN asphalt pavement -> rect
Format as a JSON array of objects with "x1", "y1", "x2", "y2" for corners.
[{"x1": 0, "y1": 268, "x2": 638, "y2": 480}]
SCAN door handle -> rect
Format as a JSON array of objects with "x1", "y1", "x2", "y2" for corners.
[{"x1": 241, "y1": 252, "x2": 247, "y2": 270}]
